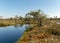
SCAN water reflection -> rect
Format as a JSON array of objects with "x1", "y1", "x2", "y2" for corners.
[
  {"x1": 14, "y1": 24, "x2": 29, "y2": 28},
  {"x1": 0, "y1": 24, "x2": 29, "y2": 43},
  {"x1": 14, "y1": 24, "x2": 23, "y2": 28}
]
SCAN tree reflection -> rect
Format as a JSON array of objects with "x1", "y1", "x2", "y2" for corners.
[{"x1": 14, "y1": 24, "x2": 24, "y2": 28}]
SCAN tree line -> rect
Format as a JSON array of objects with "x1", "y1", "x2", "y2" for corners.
[{"x1": 0, "y1": 10, "x2": 60, "y2": 26}]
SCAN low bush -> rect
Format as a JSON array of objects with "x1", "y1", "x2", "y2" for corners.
[{"x1": 47, "y1": 29, "x2": 60, "y2": 36}]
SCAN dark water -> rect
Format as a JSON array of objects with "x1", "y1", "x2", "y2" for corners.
[{"x1": 0, "y1": 24, "x2": 28, "y2": 43}]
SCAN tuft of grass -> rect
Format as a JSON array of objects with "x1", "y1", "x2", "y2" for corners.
[
  {"x1": 25, "y1": 26, "x2": 33, "y2": 32},
  {"x1": 47, "y1": 28, "x2": 60, "y2": 36}
]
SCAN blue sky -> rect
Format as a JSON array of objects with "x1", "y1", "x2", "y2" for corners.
[{"x1": 0, "y1": 0, "x2": 60, "y2": 18}]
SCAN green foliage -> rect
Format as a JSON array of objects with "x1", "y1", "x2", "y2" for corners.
[
  {"x1": 25, "y1": 10, "x2": 47, "y2": 26},
  {"x1": 19, "y1": 16, "x2": 23, "y2": 20},
  {"x1": 9, "y1": 17, "x2": 13, "y2": 20}
]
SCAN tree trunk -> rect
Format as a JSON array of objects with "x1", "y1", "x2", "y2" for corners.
[
  {"x1": 37, "y1": 18, "x2": 42, "y2": 26},
  {"x1": 39, "y1": 18, "x2": 42, "y2": 26}
]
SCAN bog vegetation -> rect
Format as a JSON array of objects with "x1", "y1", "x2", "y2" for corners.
[
  {"x1": 17, "y1": 10, "x2": 60, "y2": 43},
  {"x1": 0, "y1": 10, "x2": 60, "y2": 43}
]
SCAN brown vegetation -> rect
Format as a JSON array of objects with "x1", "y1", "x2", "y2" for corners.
[{"x1": 17, "y1": 10, "x2": 60, "y2": 43}]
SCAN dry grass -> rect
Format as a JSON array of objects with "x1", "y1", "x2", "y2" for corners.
[{"x1": 17, "y1": 22, "x2": 60, "y2": 43}]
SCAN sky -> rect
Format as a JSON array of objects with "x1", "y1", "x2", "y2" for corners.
[{"x1": 0, "y1": 0, "x2": 60, "y2": 18}]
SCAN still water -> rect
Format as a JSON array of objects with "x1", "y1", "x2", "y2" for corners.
[{"x1": 0, "y1": 24, "x2": 28, "y2": 43}]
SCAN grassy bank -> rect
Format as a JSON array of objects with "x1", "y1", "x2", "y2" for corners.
[
  {"x1": 0, "y1": 19, "x2": 24, "y2": 27},
  {"x1": 17, "y1": 24, "x2": 60, "y2": 43}
]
